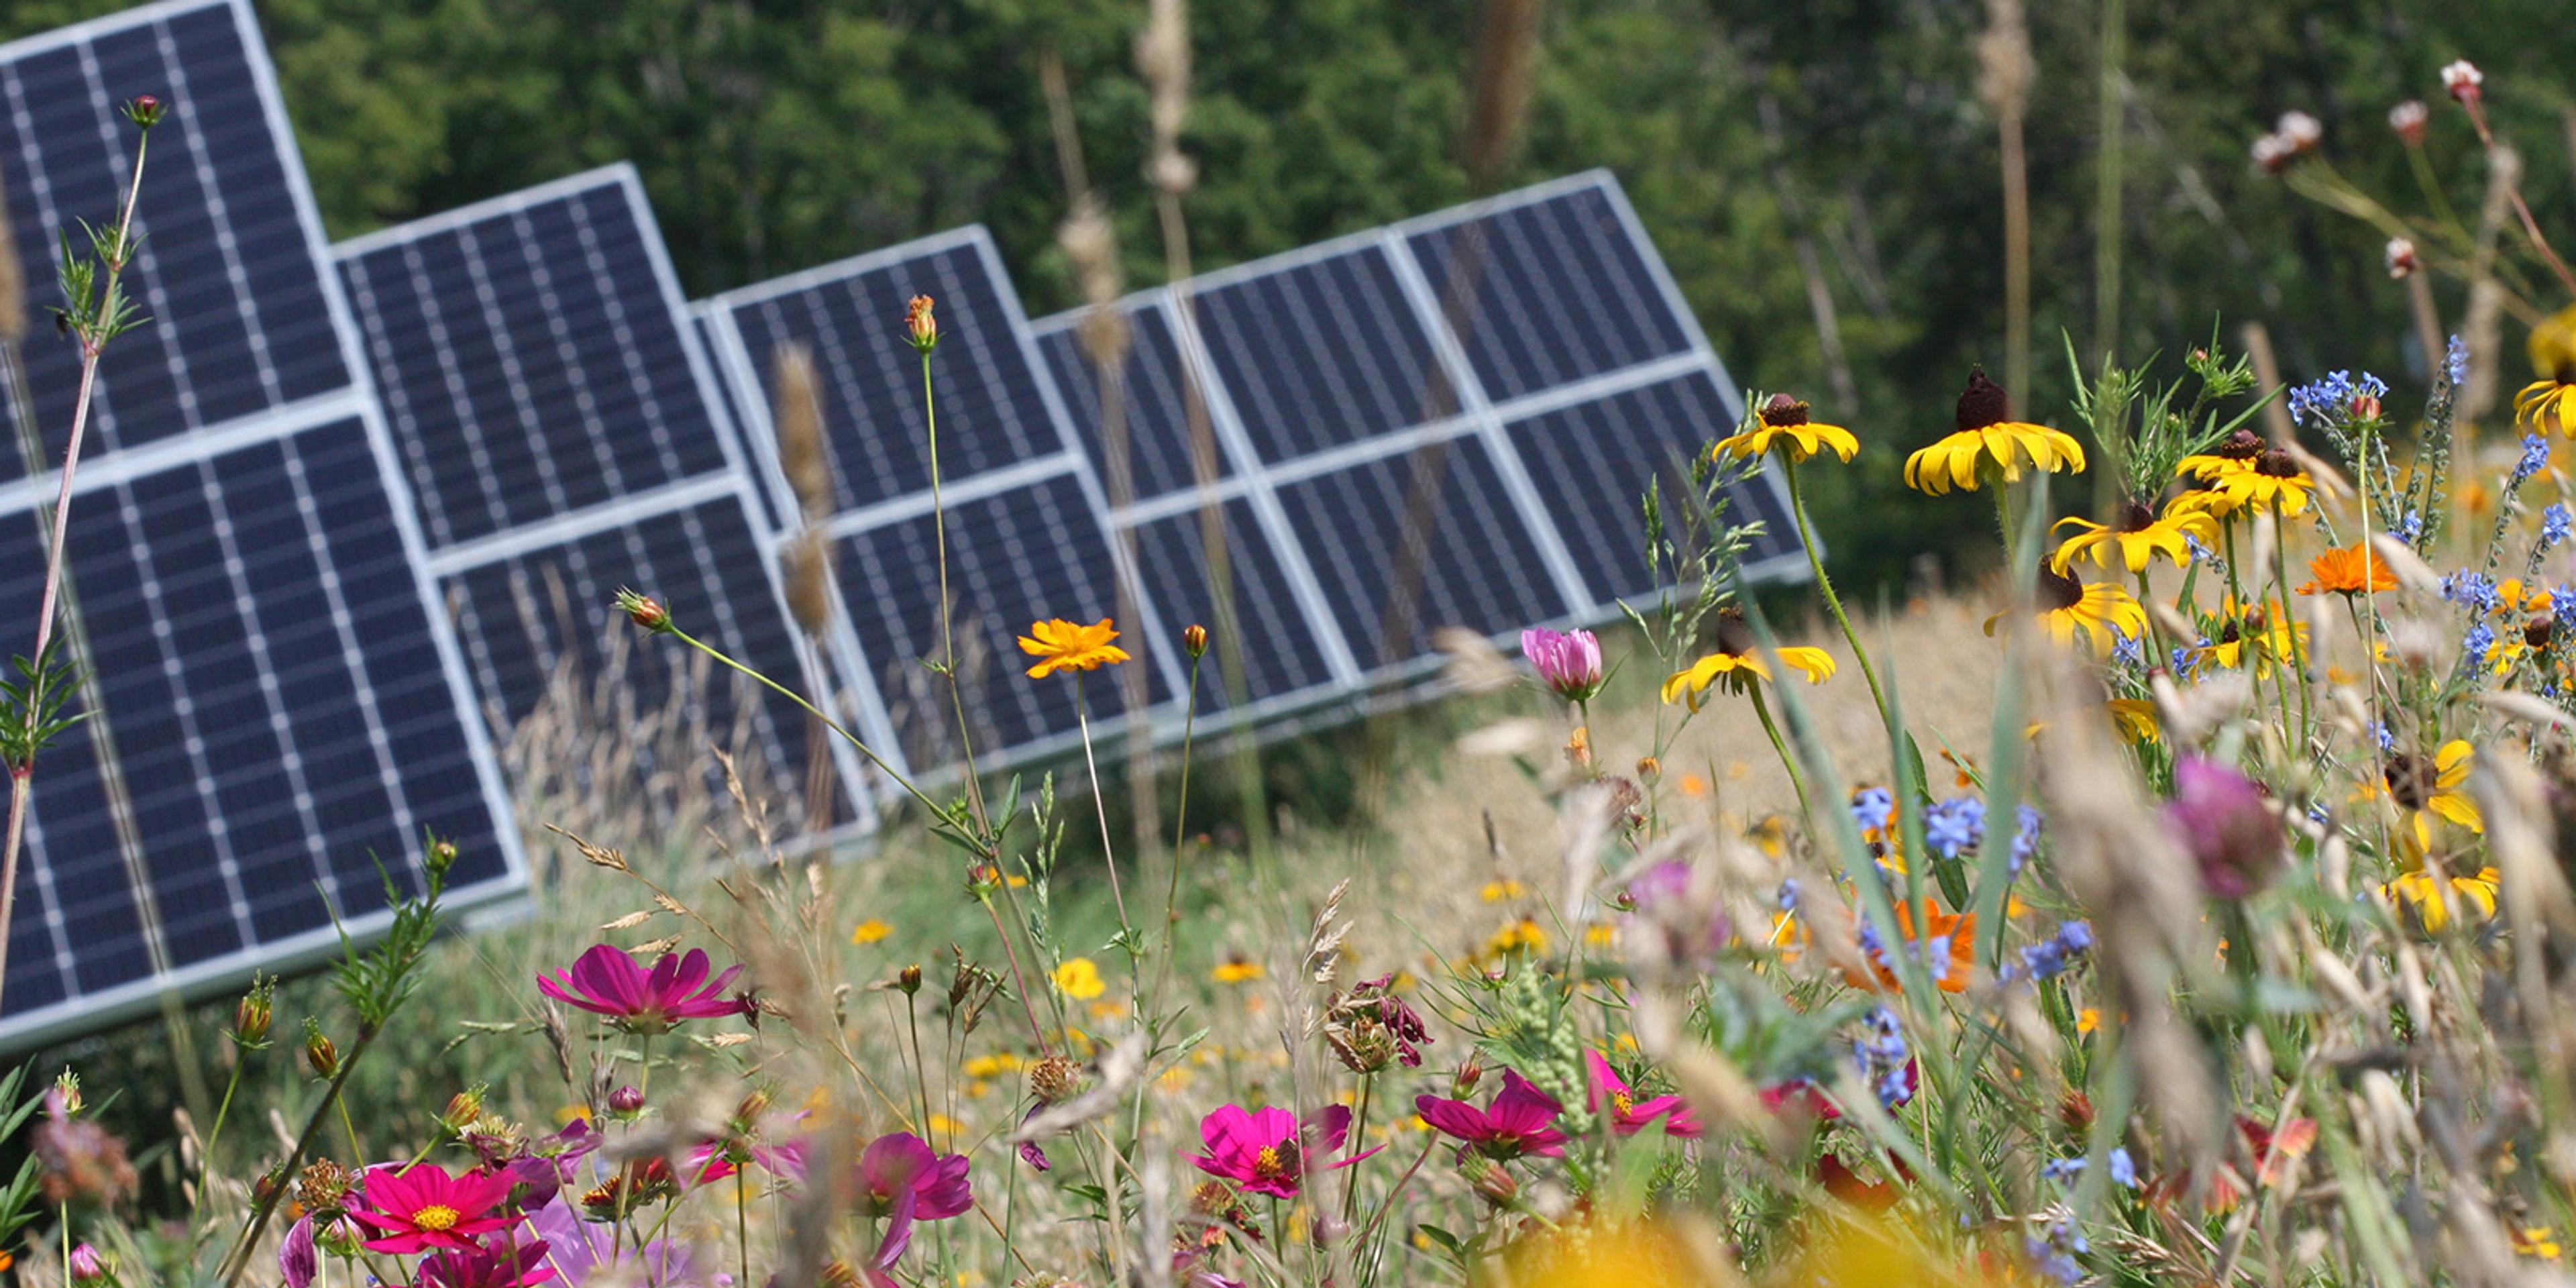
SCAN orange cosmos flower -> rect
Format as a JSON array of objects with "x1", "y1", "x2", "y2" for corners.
[{"x1": 2296, "y1": 543, "x2": 2396, "y2": 596}]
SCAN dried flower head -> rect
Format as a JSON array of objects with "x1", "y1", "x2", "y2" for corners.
[{"x1": 904, "y1": 294, "x2": 939, "y2": 354}]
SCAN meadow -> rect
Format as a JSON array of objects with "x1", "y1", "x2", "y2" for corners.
[{"x1": 18, "y1": 23, "x2": 2576, "y2": 1288}]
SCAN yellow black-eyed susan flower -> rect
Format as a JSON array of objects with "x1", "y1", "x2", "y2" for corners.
[
  {"x1": 2174, "y1": 427, "x2": 2268, "y2": 482},
  {"x1": 2050, "y1": 496, "x2": 2217, "y2": 574},
  {"x1": 2518, "y1": 304, "x2": 2576, "y2": 437},
  {"x1": 2176, "y1": 448, "x2": 2316, "y2": 518},
  {"x1": 1904, "y1": 368, "x2": 2086, "y2": 494},
  {"x1": 1713, "y1": 393, "x2": 1860, "y2": 464},
  {"x1": 1985, "y1": 563, "x2": 2145, "y2": 656},
  {"x1": 1659, "y1": 607, "x2": 1835, "y2": 710},
  {"x1": 2381, "y1": 866, "x2": 2499, "y2": 932}
]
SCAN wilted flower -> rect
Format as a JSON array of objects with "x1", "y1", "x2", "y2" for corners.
[
  {"x1": 2165, "y1": 757, "x2": 2284, "y2": 898},
  {"x1": 536, "y1": 945, "x2": 749, "y2": 1034}
]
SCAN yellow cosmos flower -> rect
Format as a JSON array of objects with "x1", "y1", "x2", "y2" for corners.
[
  {"x1": 1018, "y1": 618, "x2": 1130, "y2": 678},
  {"x1": 1904, "y1": 368, "x2": 2086, "y2": 494},
  {"x1": 1660, "y1": 608, "x2": 1834, "y2": 710},
  {"x1": 1211, "y1": 955, "x2": 1266, "y2": 984},
  {"x1": 2050, "y1": 496, "x2": 2217, "y2": 573},
  {"x1": 849, "y1": 918, "x2": 891, "y2": 945},
  {"x1": 1051, "y1": 957, "x2": 1106, "y2": 1000},
  {"x1": 2381, "y1": 866, "x2": 2500, "y2": 932},
  {"x1": 1712, "y1": 393, "x2": 1860, "y2": 464},
  {"x1": 1986, "y1": 564, "x2": 2145, "y2": 655}
]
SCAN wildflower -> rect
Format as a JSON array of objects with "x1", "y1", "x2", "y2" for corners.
[
  {"x1": 1713, "y1": 392, "x2": 1860, "y2": 464},
  {"x1": 1018, "y1": 618, "x2": 1130, "y2": 678},
  {"x1": 1841, "y1": 902, "x2": 1976, "y2": 994},
  {"x1": 2049, "y1": 496, "x2": 2216, "y2": 574},
  {"x1": 2519, "y1": 308, "x2": 2576, "y2": 435},
  {"x1": 2380, "y1": 741, "x2": 2483, "y2": 833},
  {"x1": 279, "y1": 1219, "x2": 317, "y2": 1288},
  {"x1": 1415, "y1": 1069, "x2": 1570, "y2": 1159},
  {"x1": 2249, "y1": 131, "x2": 2296, "y2": 174},
  {"x1": 614, "y1": 588, "x2": 672, "y2": 633},
  {"x1": 1849, "y1": 787, "x2": 1895, "y2": 837},
  {"x1": 2009, "y1": 805, "x2": 2044, "y2": 874},
  {"x1": 303, "y1": 1020, "x2": 339, "y2": 1079},
  {"x1": 1660, "y1": 607, "x2": 1834, "y2": 708},
  {"x1": 1485, "y1": 917, "x2": 1548, "y2": 957},
  {"x1": 1921, "y1": 796, "x2": 1986, "y2": 860},
  {"x1": 2442, "y1": 570, "x2": 2500, "y2": 613},
  {"x1": 1053, "y1": 957, "x2": 1106, "y2": 1000},
  {"x1": 2297, "y1": 543, "x2": 2396, "y2": 596},
  {"x1": 2165, "y1": 757, "x2": 2283, "y2": 898},
  {"x1": 1480, "y1": 879, "x2": 1526, "y2": 903},
  {"x1": 2027, "y1": 1216, "x2": 2088, "y2": 1285},
  {"x1": 1183, "y1": 622, "x2": 1209, "y2": 657},
  {"x1": 347, "y1": 1163, "x2": 517, "y2": 1254},
  {"x1": 606, "y1": 1085, "x2": 645, "y2": 1116},
  {"x1": 2180, "y1": 448, "x2": 2316, "y2": 517},
  {"x1": 415, "y1": 1242, "x2": 556, "y2": 1288},
  {"x1": 1584, "y1": 1050, "x2": 1703, "y2": 1138},
  {"x1": 2381, "y1": 867, "x2": 2501, "y2": 932},
  {"x1": 536, "y1": 945, "x2": 749, "y2": 1034},
  {"x1": 855, "y1": 1133, "x2": 973, "y2": 1271},
  {"x1": 2546, "y1": 504, "x2": 2573, "y2": 552},
  {"x1": 851, "y1": 918, "x2": 892, "y2": 945},
  {"x1": 527, "y1": 1195, "x2": 696, "y2": 1286},
  {"x1": 1188, "y1": 1104, "x2": 1381, "y2": 1198},
  {"x1": 68, "y1": 1244, "x2": 105, "y2": 1286},
  {"x1": 1211, "y1": 954, "x2": 1265, "y2": 984},
  {"x1": 2390, "y1": 99, "x2": 2428, "y2": 144},
  {"x1": 1996, "y1": 562, "x2": 2146, "y2": 657},
  {"x1": 1519, "y1": 627, "x2": 1605, "y2": 702},
  {"x1": 2447, "y1": 335, "x2": 2470, "y2": 387},
  {"x1": 298, "y1": 1160, "x2": 355, "y2": 1216},
  {"x1": 2105, "y1": 696, "x2": 2160, "y2": 744},
  {"x1": 2441, "y1": 58, "x2": 2482, "y2": 103},
  {"x1": 2013, "y1": 921, "x2": 2093, "y2": 981},
  {"x1": 232, "y1": 975, "x2": 275, "y2": 1050},
  {"x1": 2513, "y1": 1226, "x2": 2563, "y2": 1260},
  {"x1": 2385, "y1": 237, "x2": 2420, "y2": 278},
  {"x1": 1852, "y1": 1007, "x2": 1915, "y2": 1110},
  {"x1": 1330, "y1": 973, "x2": 1430, "y2": 1069},
  {"x1": 30, "y1": 1082, "x2": 136, "y2": 1208},
  {"x1": 904, "y1": 294, "x2": 938, "y2": 354},
  {"x1": 1904, "y1": 368, "x2": 2086, "y2": 494},
  {"x1": 2192, "y1": 607, "x2": 2306, "y2": 674}
]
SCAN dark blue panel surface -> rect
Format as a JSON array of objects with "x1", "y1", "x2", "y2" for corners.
[
  {"x1": 835, "y1": 473, "x2": 1169, "y2": 762},
  {"x1": 694, "y1": 313, "x2": 781, "y2": 533},
  {"x1": 0, "y1": 2, "x2": 349, "y2": 487},
  {"x1": 1405, "y1": 184, "x2": 1692, "y2": 402},
  {"x1": 1503, "y1": 372, "x2": 1792, "y2": 604},
  {"x1": 1274, "y1": 438, "x2": 1567, "y2": 669},
  {"x1": 341, "y1": 179, "x2": 733, "y2": 548},
  {"x1": 1038, "y1": 306, "x2": 1231, "y2": 500},
  {"x1": 1191, "y1": 246, "x2": 1445, "y2": 463},
  {"x1": 441, "y1": 496, "x2": 845, "y2": 828},
  {"x1": 0, "y1": 417, "x2": 500, "y2": 1020},
  {"x1": 724, "y1": 241, "x2": 1057, "y2": 514},
  {"x1": 1126, "y1": 499, "x2": 1332, "y2": 709}
]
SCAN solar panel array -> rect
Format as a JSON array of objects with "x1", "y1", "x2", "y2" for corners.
[
  {"x1": 0, "y1": 0, "x2": 1796, "y2": 1049},
  {"x1": 0, "y1": 0, "x2": 520, "y2": 1048}
]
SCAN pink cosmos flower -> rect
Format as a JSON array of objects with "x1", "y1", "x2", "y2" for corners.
[
  {"x1": 1520, "y1": 628, "x2": 1605, "y2": 703},
  {"x1": 279, "y1": 1217, "x2": 318, "y2": 1288},
  {"x1": 857, "y1": 1132, "x2": 973, "y2": 1272},
  {"x1": 1187, "y1": 1104, "x2": 1384, "y2": 1199},
  {"x1": 1414, "y1": 1069, "x2": 1569, "y2": 1159},
  {"x1": 1584, "y1": 1050, "x2": 1703, "y2": 1138},
  {"x1": 536, "y1": 945, "x2": 748, "y2": 1034},
  {"x1": 688, "y1": 1134, "x2": 809, "y2": 1187},
  {"x1": 347, "y1": 1163, "x2": 517, "y2": 1254},
  {"x1": 417, "y1": 1241, "x2": 557, "y2": 1288}
]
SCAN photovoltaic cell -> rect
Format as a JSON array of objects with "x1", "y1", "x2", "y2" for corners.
[
  {"x1": 718, "y1": 236, "x2": 1060, "y2": 514},
  {"x1": 835, "y1": 472, "x2": 1173, "y2": 763},
  {"x1": 338, "y1": 171, "x2": 734, "y2": 549},
  {"x1": 694, "y1": 310, "x2": 782, "y2": 534},
  {"x1": 1406, "y1": 183, "x2": 1693, "y2": 402},
  {"x1": 440, "y1": 495, "x2": 850, "y2": 830},
  {"x1": 1036, "y1": 304, "x2": 1233, "y2": 501},
  {"x1": 1122, "y1": 498, "x2": 1337, "y2": 709},
  {"x1": 0, "y1": 0, "x2": 351, "y2": 487},
  {"x1": 1188, "y1": 245, "x2": 1446, "y2": 462},
  {"x1": 1503, "y1": 371, "x2": 1795, "y2": 606},
  {"x1": 1274, "y1": 439, "x2": 1570, "y2": 670},
  {"x1": 0, "y1": 417, "x2": 505, "y2": 1030}
]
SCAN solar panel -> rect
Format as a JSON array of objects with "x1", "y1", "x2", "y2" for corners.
[
  {"x1": 0, "y1": 415, "x2": 515, "y2": 1044},
  {"x1": 337, "y1": 166, "x2": 861, "y2": 844},
  {"x1": 0, "y1": 0, "x2": 353, "y2": 487}
]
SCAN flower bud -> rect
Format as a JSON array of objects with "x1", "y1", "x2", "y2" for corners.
[
  {"x1": 965, "y1": 859, "x2": 1004, "y2": 898},
  {"x1": 1454, "y1": 1052, "x2": 1483, "y2": 1095},
  {"x1": 426, "y1": 838, "x2": 458, "y2": 879},
  {"x1": 2351, "y1": 392, "x2": 2382, "y2": 421},
  {"x1": 303, "y1": 1020, "x2": 339, "y2": 1080},
  {"x1": 898, "y1": 963, "x2": 923, "y2": 995},
  {"x1": 52, "y1": 1069, "x2": 82, "y2": 1116},
  {"x1": 1634, "y1": 755, "x2": 1660, "y2": 784},
  {"x1": 2389, "y1": 99, "x2": 2428, "y2": 145},
  {"x1": 68, "y1": 1242, "x2": 106, "y2": 1285},
  {"x1": 1183, "y1": 623, "x2": 1208, "y2": 658},
  {"x1": 607, "y1": 1085, "x2": 645, "y2": 1116},
  {"x1": 904, "y1": 295, "x2": 939, "y2": 354},
  {"x1": 2441, "y1": 59, "x2": 2482, "y2": 104},
  {"x1": 233, "y1": 976, "x2": 274, "y2": 1049},
  {"x1": 2385, "y1": 237, "x2": 2419, "y2": 280},
  {"x1": 616, "y1": 588, "x2": 672, "y2": 634},
  {"x1": 121, "y1": 96, "x2": 164, "y2": 128},
  {"x1": 441, "y1": 1087, "x2": 485, "y2": 1132},
  {"x1": 2163, "y1": 757, "x2": 2284, "y2": 899},
  {"x1": 1462, "y1": 1155, "x2": 1517, "y2": 1207}
]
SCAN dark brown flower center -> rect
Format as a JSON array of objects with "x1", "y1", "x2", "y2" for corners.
[
  {"x1": 2216, "y1": 621, "x2": 2242, "y2": 645},
  {"x1": 2114, "y1": 499, "x2": 2157, "y2": 532},
  {"x1": 2528, "y1": 616, "x2": 2555, "y2": 649},
  {"x1": 2214, "y1": 429, "x2": 2266, "y2": 460},
  {"x1": 2255, "y1": 449, "x2": 2301, "y2": 478},
  {"x1": 1760, "y1": 393, "x2": 1811, "y2": 427},
  {"x1": 2557, "y1": 360, "x2": 2576, "y2": 386},
  {"x1": 2037, "y1": 563, "x2": 2085, "y2": 612},
  {"x1": 1955, "y1": 368, "x2": 2011, "y2": 431},
  {"x1": 2384, "y1": 754, "x2": 2438, "y2": 810},
  {"x1": 1713, "y1": 607, "x2": 1756, "y2": 656}
]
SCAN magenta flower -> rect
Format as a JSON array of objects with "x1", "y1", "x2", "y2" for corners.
[
  {"x1": 69, "y1": 1243, "x2": 106, "y2": 1285},
  {"x1": 688, "y1": 1134, "x2": 809, "y2": 1187},
  {"x1": 2163, "y1": 757, "x2": 2283, "y2": 898},
  {"x1": 1521, "y1": 628, "x2": 1605, "y2": 703},
  {"x1": 417, "y1": 1242, "x2": 557, "y2": 1288},
  {"x1": 536, "y1": 945, "x2": 748, "y2": 1034},
  {"x1": 279, "y1": 1218, "x2": 318, "y2": 1288},
  {"x1": 1414, "y1": 1069, "x2": 1569, "y2": 1159},
  {"x1": 857, "y1": 1132, "x2": 973, "y2": 1271},
  {"x1": 347, "y1": 1163, "x2": 517, "y2": 1254},
  {"x1": 1187, "y1": 1104, "x2": 1385, "y2": 1199},
  {"x1": 1584, "y1": 1051, "x2": 1703, "y2": 1138}
]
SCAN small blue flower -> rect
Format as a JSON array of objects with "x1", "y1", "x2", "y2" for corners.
[
  {"x1": 2040, "y1": 1156, "x2": 2086, "y2": 1184},
  {"x1": 2111, "y1": 631, "x2": 2145, "y2": 669},
  {"x1": 2442, "y1": 570, "x2": 2499, "y2": 612},
  {"x1": 2465, "y1": 622, "x2": 2497, "y2": 664},
  {"x1": 2544, "y1": 503, "x2": 2572, "y2": 552},
  {"x1": 2183, "y1": 531, "x2": 2217, "y2": 566},
  {"x1": 2446, "y1": 333, "x2": 2469, "y2": 387},
  {"x1": 1850, "y1": 786, "x2": 1894, "y2": 835},
  {"x1": 2515, "y1": 435, "x2": 2552, "y2": 484},
  {"x1": 2015, "y1": 920, "x2": 2094, "y2": 981},
  {"x1": 2108, "y1": 1146, "x2": 2138, "y2": 1188},
  {"x1": 1776, "y1": 878, "x2": 1800, "y2": 912},
  {"x1": 2394, "y1": 510, "x2": 2425, "y2": 546},
  {"x1": 2027, "y1": 1218, "x2": 2088, "y2": 1286},
  {"x1": 2370, "y1": 720, "x2": 2395, "y2": 753},
  {"x1": 2009, "y1": 804, "x2": 2043, "y2": 875},
  {"x1": 1923, "y1": 796, "x2": 1988, "y2": 859}
]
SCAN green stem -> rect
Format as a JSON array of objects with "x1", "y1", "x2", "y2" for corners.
[
  {"x1": 665, "y1": 627, "x2": 942, "y2": 820},
  {"x1": 1150, "y1": 654, "x2": 1204, "y2": 1014},
  {"x1": 1747, "y1": 686, "x2": 1813, "y2": 822},
  {"x1": 1783, "y1": 454, "x2": 1889, "y2": 720},
  {"x1": 924, "y1": 348, "x2": 993, "y2": 834},
  {"x1": 1071, "y1": 672, "x2": 1136, "y2": 948},
  {"x1": 198, "y1": 1057, "x2": 244, "y2": 1197},
  {"x1": 2269, "y1": 498, "x2": 2315, "y2": 735}
]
